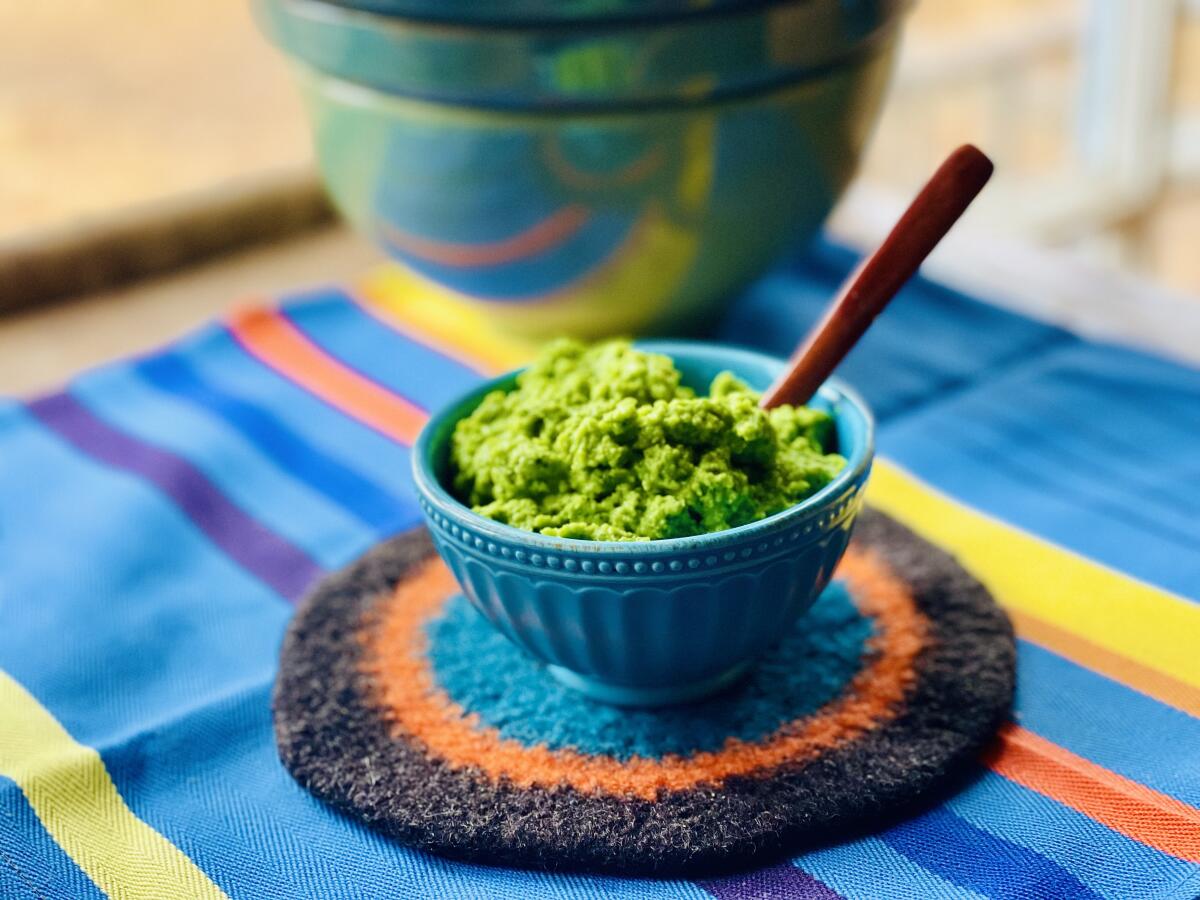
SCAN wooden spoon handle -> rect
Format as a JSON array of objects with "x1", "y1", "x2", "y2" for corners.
[{"x1": 759, "y1": 144, "x2": 994, "y2": 410}]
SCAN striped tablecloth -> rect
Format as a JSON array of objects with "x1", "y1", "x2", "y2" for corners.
[{"x1": 2, "y1": 240, "x2": 1198, "y2": 899}]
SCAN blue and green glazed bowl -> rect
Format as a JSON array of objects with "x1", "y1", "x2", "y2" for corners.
[
  {"x1": 412, "y1": 341, "x2": 874, "y2": 706},
  {"x1": 254, "y1": 0, "x2": 906, "y2": 337}
]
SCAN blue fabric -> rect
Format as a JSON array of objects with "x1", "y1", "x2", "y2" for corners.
[
  {"x1": 0, "y1": 401, "x2": 286, "y2": 744},
  {"x1": 880, "y1": 807, "x2": 1103, "y2": 900},
  {"x1": 717, "y1": 241, "x2": 1074, "y2": 420},
  {"x1": 3, "y1": 236, "x2": 1200, "y2": 898},
  {"x1": 799, "y1": 837, "x2": 989, "y2": 900},
  {"x1": 134, "y1": 352, "x2": 409, "y2": 534},
  {"x1": 947, "y1": 772, "x2": 1200, "y2": 900},
  {"x1": 282, "y1": 290, "x2": 483, "y2": 409},
  {"x1": 1014, "y1": 641, "x2": 1200, "y2": 805},
  {"x1": 877, "y1": 340, "x2": 1200, "y2": 597},
  {"x1": 177, "y1": 326, "x2": 421, "y2": 506},
  {"x1": 70, "y1": 363, "x2": 373, "y2": 569},
  {"x1": 0, "y1": 778, "x2": 105, "y2": 900}
]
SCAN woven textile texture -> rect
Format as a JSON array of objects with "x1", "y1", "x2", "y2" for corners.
[{"x1": 1, "y1": 239, "x2": 1198, "y2": 898}]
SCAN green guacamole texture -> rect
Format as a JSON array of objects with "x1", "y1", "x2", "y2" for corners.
[{"x1": 449, "y1": 339, "x2": 846, "y2": 541}]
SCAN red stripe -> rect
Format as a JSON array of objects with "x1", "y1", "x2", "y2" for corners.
[
  {"x1": 380, "y1": 205, "x2": 589, "y2": 268},
  {"x1": 985, "y1": 723, "x2": 1200, "y2": 862},
  {"x1": 227, "y1": 308, "x2": 427, "y2": 445},
  {"x1": 543, "y1": 140, "x2": 665, "y2": 191}
]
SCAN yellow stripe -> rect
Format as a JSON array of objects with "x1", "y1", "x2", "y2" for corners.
[
  {"x1": 355, "y1": 266, "x2": 536, "y2": 376},
  {"x1": 868, "y1": 459, "x2": 1200, "y2": 690},
  {"x1": 0, "y1": 670, "x2": 229, "y2": 900}
]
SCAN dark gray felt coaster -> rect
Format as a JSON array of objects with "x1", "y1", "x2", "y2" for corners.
[{"x1": 273, "y1": 509, "x2": 1016, "y2": 876}]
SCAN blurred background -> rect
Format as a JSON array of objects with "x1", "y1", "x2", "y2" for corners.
[
  {"x1": 5, "y1": 0, "x2": 1197, "y2": 288},
  {"x1": 1, "y1": 0, "x2": 1198, "y2": 389}
]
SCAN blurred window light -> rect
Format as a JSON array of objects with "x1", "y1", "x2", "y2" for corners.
[{"x1": 857, "y1": 0, "x2": 1200, "y2": 291}]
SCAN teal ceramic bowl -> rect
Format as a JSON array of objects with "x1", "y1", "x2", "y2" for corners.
[{"x1": 412, "y1": 341, "x2": 874, "y2": 706}]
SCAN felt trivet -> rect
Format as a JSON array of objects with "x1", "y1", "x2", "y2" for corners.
[{"x1": 274, "y1": 509, "x2": 1015, "y2": 876}]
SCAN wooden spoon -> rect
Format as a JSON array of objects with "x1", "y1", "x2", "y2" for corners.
[{"x1": 759, "y1": 144, "x2": 994, "y2": 410}]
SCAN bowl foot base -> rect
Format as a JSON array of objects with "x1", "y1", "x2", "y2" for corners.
[{"x1": 545, "y1": 661, "x2": 752, "y2": 707}]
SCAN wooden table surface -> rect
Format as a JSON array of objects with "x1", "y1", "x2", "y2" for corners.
[{"x1": 0, "y1": 226, "x2": 378, "y2": 396}]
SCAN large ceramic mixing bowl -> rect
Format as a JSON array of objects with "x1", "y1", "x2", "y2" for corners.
[{"x1": 258, "y1": 0, "x2": 906, "y2": 336}]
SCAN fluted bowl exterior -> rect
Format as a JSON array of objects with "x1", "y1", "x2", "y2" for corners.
[{"x1": 412, "y1": 341, "x2": 874, "y2": 704}]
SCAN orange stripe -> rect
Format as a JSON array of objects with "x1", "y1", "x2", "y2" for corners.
[
  {"x1": 380, "y1": 205, "x2": 589, "y2": 268},
  {"x1": 985, "y1": 723, "x2": 1200, "y2": 863},
  {"x1": 1010, "y1": 608, "x2": 1200, "y2": 720},
  {"x1": 228, "y1": 307, "x2": 427, "y2": 445}
]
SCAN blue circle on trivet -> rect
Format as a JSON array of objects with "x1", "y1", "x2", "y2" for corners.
[{"x1": 427, "y1": 581, "x2": 873, "y2": 760}]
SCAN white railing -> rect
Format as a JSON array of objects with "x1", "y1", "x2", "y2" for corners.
[{"x1": 882, "y1": 1, "x2": 1196, "y2": 250}]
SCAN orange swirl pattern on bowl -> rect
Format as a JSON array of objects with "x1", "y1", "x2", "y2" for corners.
[{"x1": 361, "y1": 545, "x2": 928, "y2": 802}]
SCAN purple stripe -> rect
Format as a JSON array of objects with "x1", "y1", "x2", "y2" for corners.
[
  {"x1": 700, "y1": 863, "x2": 844, "y2": 900},
  {"x1": 28, "y1": 391, "x2": 322, "y2": 601}
]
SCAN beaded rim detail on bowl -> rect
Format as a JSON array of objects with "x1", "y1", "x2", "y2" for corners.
[{"x1": 417, "y1": 488, "x2": 865, "y2": 578}]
